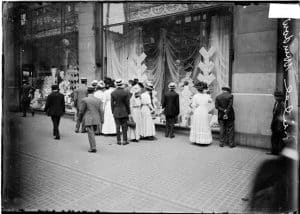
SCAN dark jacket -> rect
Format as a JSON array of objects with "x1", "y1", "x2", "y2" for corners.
[
  {"x1": 44, "y1": 91, "x2": 65, "y2": 116},
  {"x1": 79, "y1": 95, "x2": 104, "y2": 126},
  {"x1": 73, "y1": 86, "x2": 88, "y2": 109},
  {"x1": 21, "y1": 84, "x2": 34, "y2": 102},
  {"x1": 271, "y1": 100, "x2": 285, "y2": 132},
  {"x1": 162, "y1": 90, "x2": 180, "y2": 117},
  {"x1": 215, "y1": 91, "x2": 235, "y2": 121},
  {"x1": 111, "y1": 88, "x2": 131, "y2": 118}
]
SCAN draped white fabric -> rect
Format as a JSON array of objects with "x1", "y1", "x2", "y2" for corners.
[
  {"x1": 209, "y1": 15, "x2": 230, "y2": 98},
  {"x1": 106, "y1": 28, "x2": 144, "y2": 81},
  {"x1": 105, "y1": 16, "x2": 230, "y2": 104}
]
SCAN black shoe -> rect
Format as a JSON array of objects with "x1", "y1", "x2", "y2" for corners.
[
  {"x1": 123, "y1": 142, "x2": 129, "y2": 145},
  {"x1": 165, "y1": 134, "x2": 169, "y2": 138},
  {"x1": 219, "y1": 144, "x2": 224, "y2": 147},
  {"x1": 54, "y1": 136, "x2": 60, "y2": 140},
  {"x1": 81, "y1": 130, "x2": 87, "y2": 133},
  {"x1": 229, "y1": 145, "x2": 236, "y2": 148},
  {"x1": 117, "y1": 142, "x2": 122, "y2": 145},
  {"x1": 75, "y1": 129, "x2": 79, "y2": 133},
  {"x1": 22, "y1": 115, "x2": 26, "y2": 117},
  {"x1": 266, "y1": 152, "x2": 278, "y2": 155},
  {"x1": 88, "y1": 149, "x2": 97, "y2": 153},
  {"x1": 170, "y1": 135, "x2": 175, "y2": 138},
  {"x1": 32, "y1": 111, "x2": 35, "y2": 116}
]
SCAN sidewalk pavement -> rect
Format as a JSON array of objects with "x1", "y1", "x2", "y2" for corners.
[{"x1": 2, "y1": 113, "x2": 275, "y2": 212}]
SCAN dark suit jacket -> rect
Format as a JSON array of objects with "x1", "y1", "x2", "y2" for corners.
[
  {"x1": 215, "y1": 91, "x2": 235, "y2": 121},
  {"x1": 73, "y1": 86, "x2": 88, "y2": 109},
  {"x1": 79, "y1": 95, "x2": 104, "y2": 126},
  {"x1": 44, "y1": 92, "x2": 65, "y2": 116},
  {"x1": 162, "y1": 90, "x2": 180, "y2": 117},
  {"x1": 271, "y1": 100, "x2": 285, "y2": 132},
  {"x1": 111, "y1": 88, "x2": 131, "y2": 118}
]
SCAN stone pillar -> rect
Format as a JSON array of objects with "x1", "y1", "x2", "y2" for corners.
[
  {"x1": 232, "y1": 4, "x2": 278, "y2": 148},
  {"x1": 78, "y1": 2, "x2": 96, "y2": 84}
]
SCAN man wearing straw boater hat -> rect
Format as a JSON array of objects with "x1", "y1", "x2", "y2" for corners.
[
  {"x1": 111, "y1": 79, "x2": 131, "y2": 145},
  {"x1": 162, "y1": 82, "x2": 180, "y2": 138}
]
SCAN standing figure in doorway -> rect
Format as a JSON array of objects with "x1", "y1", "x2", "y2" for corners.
[
  {"x1": 79, "y1": 86, "x2": 104, "y2": 153},
  {"x1": 44, "y1": 85, "x2": 65, "y2": 140},
  {"x1": 268, "y1": 90, "x2": 285, "y2": 155},
  {"x1": 21, "y1": 80, "x2": 35, "y2": 117},
  {"x1": 215, "y1": 86, "x2": 235, "y2": 148},
  {"x1": 162, "y1": 82, "x2": 180, "y2": 138},
  {"x1": 189, "y1": 82, "x2": 213, "y2": 145},
  {"x1": 73, "y1": 78, "x2": 88, "y2": 133},
  {"x1": 111, "y1": 79, "x2": 131, "y2": 145}
]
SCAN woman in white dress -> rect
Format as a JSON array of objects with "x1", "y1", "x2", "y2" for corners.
[
  {"x1": 140, "y1": 82, "x2": 156, "y2": 140},
  {"x1": 102, "y1": 80, "x2": 116, "y2": 135},
  {"x1": 128, "y1": 87, "x2": 142, "y2": 142},
  {"x1": 189, "y1": 81, "x2": 213, "y2": 145}
]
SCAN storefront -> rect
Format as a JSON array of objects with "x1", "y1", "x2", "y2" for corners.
[
  {"x1": 103, "y1": 3, "x2": 233, "y2": 129},
  {"x1": 18, "y1": 3, "x2": 79, "y2": 113},
  {"x1": 6, "y1": 2, "x2": 298, "y2": 149}
]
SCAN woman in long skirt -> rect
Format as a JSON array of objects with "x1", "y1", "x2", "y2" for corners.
[
  {"x1": 189, "y1": 81, "x2": 213, "y2": 145},
  {"x1": 128, "y1": 90, "x2": 142, "y2": 142},
  {"x1": 102, "y1": 80, "x2": 116, "y2": 135},
  {"x1": 140, "y1": 82, "x2": 156, "y2": 140}
]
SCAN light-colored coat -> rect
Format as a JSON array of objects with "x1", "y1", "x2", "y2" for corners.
[{"x1": 79, "y1": 95, "x2": 104, "y2": 126}]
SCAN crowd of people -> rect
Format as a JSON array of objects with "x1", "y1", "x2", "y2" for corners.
[{"x1": 40, "y1": 76, "x2": 236, "y2": 153}]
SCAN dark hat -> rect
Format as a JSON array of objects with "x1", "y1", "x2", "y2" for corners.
[
  {"x1": 274, "y1": 90, "x2": 284, "y2": 97},
  {"x1": 51, "y1": 84, "x2": 59, "y2": 90},
  {"x1": 87, "y1": 86, "x2": 95, "y2": 93},
  {"x1": 221, "y1": 86, "x2": 231, "y2": 92}
]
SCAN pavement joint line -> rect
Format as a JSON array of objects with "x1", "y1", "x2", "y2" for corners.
[{"x1": 19, "y1": 151, "x2": 203, "y2": 212}]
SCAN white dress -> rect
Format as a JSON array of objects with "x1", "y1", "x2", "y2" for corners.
[
  {"x1": 128, "y1": 95, "x2": 142, "y2": 140},
  {"x1": 102, "y1": 87, "x2": 116, "y2": 134},
  {"x1": 140, "y1": 92, "x2": 156, "y2": 137},
  {"x1": 189, "y1": 93, "x2": 213, "y2": 144}
]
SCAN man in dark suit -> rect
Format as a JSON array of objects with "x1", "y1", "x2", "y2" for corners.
[
  {"x1": 44, "y1": 85, "x2": 65, "y2": 140},
  {"x1": 111, "y1": 79, "x2": 131, "y2": 145},
  {"x1": 268, "y1": 90, "x2": 285, "y2": 155},
  {"x1": 215, "y1": 86, "x2": 235, "y2": 148},
  {"x1": 78, "y1": 86, "x2": 104, "y2": 153},
  {"x1": 21, "y1": 80, "x2": 35, "y2": 117},
  {"x1": 162, "y1": 82, "x2": 180, "y2": 138},
  {"x1": 73, "y1": 77, "x2": 88, "y2": 133}
]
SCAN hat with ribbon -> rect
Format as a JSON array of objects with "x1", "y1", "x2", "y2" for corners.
[
  {"x1": 168, "y1": 82, "x2": 176, "y2": 90},
  {"x1": 115, "y1": 79, "x2": 123, "y2": 87}
]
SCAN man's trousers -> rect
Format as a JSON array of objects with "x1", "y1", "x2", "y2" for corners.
[
  {"x1": 219, "y1": 120, "x2": 235, "y2": 146},
  {"x1": 114, "y1": 117, "x2": 128, "y2": 143},
  {"x1": 51, "y1": 116, "x2": 61, "y2": 137},
  {"x1": 86, "y1": 125, "x2": 97, "y2": 150},
  {"x1": 165, "y1": 116, "x2": 176, "y2": 137}
]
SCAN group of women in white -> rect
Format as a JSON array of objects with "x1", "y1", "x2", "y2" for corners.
[
  {"x1": 93, "y1": 77, "x2": 214, "y2": 145},
  {"x1": 93, "y1": 78, "x2": 156, "y2": 142}
]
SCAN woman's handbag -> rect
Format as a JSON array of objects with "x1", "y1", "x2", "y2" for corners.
[{"x1": 127, "y1": 116, "x2": 136, "y2": 128}]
